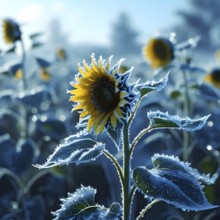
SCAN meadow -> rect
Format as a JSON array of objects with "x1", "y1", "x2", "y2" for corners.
[{"x1": 0, "y1": 11, "x2": 220, "y2": 220}]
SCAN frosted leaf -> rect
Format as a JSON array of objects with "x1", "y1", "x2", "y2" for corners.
[
  {"x1": 175, "y1": 36, "x2": 201, "y2": 51},
  {"x1": 147, "y1": 111, "x2": 210, "y2": 131},
  {"x1": 133, "y1": 154, "x2": 218, "y2": 211},
  {"x1": 34, "y1": 138, "x2": 105, "y2": 169},
  {"x1": 52, "y1": 186, "x2": 121, "y2": 220},
  {"x1": 152, "y1": 154, "x2": 218, "y2": 185},
  {"x1": 35, "y1": 57, "x2": 51, "y2": 68},
  {"x1": 139, "y1": 73, "x2": 169, "y2": 98},
  {"x1": 198, "y1": 84, "x2": 220, "y2": 101}
]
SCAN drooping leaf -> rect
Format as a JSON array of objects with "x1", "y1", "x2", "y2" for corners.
[
  {"x1": 29, "y1": 32, "x2": 44, "y2": 40},
  {"x1": 0, "y1": 135, "x2": 36, "y2": 174},
  {"x1": 34, "y1": 137, "x2": 105, "y2": 169},
  {"x1": 52, "y1": 186, "x2": 121, "y2": 220},
  {"x1": 133, "y1": 154, "x2": 218, "y2": 211},
  {"x1": 139, "y1": 73, "x2": 168, "y2": 98},
  {"x1": 16, "y1": 88, "x2": 54, "y2": 108},
  {"x1": 31, "y1": 42, "x2": 44, "y2": 48},
  {"x1": 198, "y1": 84, "x2": 220, "y2": 101},
  {"x1": 36, "y1": 117, "x2": 67, "y2": 141},
  {"x1": 35, "y1": 57, "x2": 51, "y2": 68},
  {"x1": 5, "y1": 45, "x2": 16, "y2": 54},
  {"x1": 147, "y1": 111, "x2": 210, "y2": 131},
  {"x1": 0, "y1": 90, "x2": 15, "y2": 103}
]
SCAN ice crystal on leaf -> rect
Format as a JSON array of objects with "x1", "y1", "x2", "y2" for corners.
[
  {"x1": 52, "y1": 186, "x2": 121, "y2": 220},
  {"x1": 133, "y1": 154, "x2": 218, "y2": 211},
  {"x1": 147, "y1": 110, "x2": 210, "y2": 131},
  {"x1": 34, "y1": 137, "x2": 105, "y2": 169}
]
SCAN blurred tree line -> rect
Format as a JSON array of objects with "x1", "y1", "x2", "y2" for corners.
[{"x1": 173, "y1": 0, "x2": 220, "y2": 52}]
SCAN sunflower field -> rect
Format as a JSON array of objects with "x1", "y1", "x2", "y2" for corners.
[{"x1": 0, "y1": 1, "x2": 220, "y2": 220}]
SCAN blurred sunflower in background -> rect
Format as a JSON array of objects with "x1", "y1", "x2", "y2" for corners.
[
  {"x1": 143, "y1": 37, "x2": 174, "y2": 69},
  {"x1": 69, "y1": 54, "x2": 138, "y2": 134},
  {"x1": 2, "y1": 18, "x2": 21, "y2": 44},
  {"x1": 204, "y1": 68, "x2": 220, "y2": 89},
  {"x1": 40, "y1": 68, "x2": 51, "y2": 81},
  {"x1": 15, "y1": 69, "x2": 23, "y2": 80},
  {"x1": 56, "y1": 48, "x2": 67, "y2": 60}
]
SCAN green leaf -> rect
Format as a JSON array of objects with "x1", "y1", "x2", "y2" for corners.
[
  {"x1": 147, "y1": 111, "x2": 210, "y2": 131},
  {"x1": 139, "y1": 73, "x2": 168, "y2": 98},
  {"x1": 170, "y1": 90, "x2": 181, "y2": 99},
  {"x1": 133, "y1": 154, "x2": 218, "y2": 211},
  {"x1": 52, "y1": 186, "x2": 121, "y2": 220}
]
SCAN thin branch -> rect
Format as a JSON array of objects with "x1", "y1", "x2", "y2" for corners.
[
  {"x1": 136, "y1": 199, "x2": 160, "y2": 220},
  {"x1": 103, "y1": 150, "x2": 124, "y2": 186}
]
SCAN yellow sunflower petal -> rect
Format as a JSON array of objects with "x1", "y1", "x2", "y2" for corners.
[
  {"x1": 120, "y1": 91, "x2": 128, "y2": 98},
  {"x1": 79, "y1": 105, "x2": 96, "y2": 118},
  {"x1": 93, "y1": 113, "x2": 106, "y2": 133},
  {"x1": 113, "y1": 106, "x2": 123, "y2": 119},
  {"x1": 96, "y1": 112, "x2": 112, "y2": 133},
  {"x1": 110, "y1": 114, "x2": 118, "y2": 128},
  {"x1": 78, "y1": 65, "x2": 87, "y2": 77},
  {"x1": 87, "y1": 111, "x2": 101, "y2": 131},
  {"x1": 91, "y1": 56, "x2": 100, "y2": 72}
]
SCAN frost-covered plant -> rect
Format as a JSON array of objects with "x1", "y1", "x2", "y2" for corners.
[
  {"x1": 36, "y1": 54, "x2": 218, "y2": 220},
  {"x1": 0, "y1": 18, "x2": 71, "y2": 219}
]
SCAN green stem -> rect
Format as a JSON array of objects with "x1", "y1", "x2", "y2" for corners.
[
  {"x1": 122, "y1": 122, "x2": 131, "y2": 220},
  {"x1": 24, "y1": 170, "x2": 50, "y2": 194},
  {"x1": 128, "y1": 99, "x2": 141, "y2": 128},
  {"x1": 103, "y1": 150, "x2": 124, "y2": 186},
  {"x1": 20, "y1": 39, "x2": 27, "y2": 90},
  {"x1": 182, "y1": 70, "x2": 191, "y2": 161},
  {"x1": 128, "y1": 185, "x2": 137, "y2": 208},
  {"x1": 20, "y1": 38, "x2": 29, "y2": 138},
  {"x1": 130, "y1": 127, "x2": 152, "y2": 158},
  {"x1": 135, "y1": 199, "x2": 160, "y2": 220}
]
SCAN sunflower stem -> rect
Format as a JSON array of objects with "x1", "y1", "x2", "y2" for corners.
[
  {"x1": 20, "y1": 38, "x2": 28, "y2": 91},
  {"x1": 122, "y1": 121, "x2": 132, "y2": 220},
  {"x1": 103, "y1": 150, "x2": 124, "y2": 187},
  {"x1": 182, "y1": 69, "x2": 191, "y2": 161},
  {"x1": 130, "y1": 126, "x2": 152, "y2": 158},
  {"x1": 20, "y1": 38, "x2": 29, "y2": 138},
  {"x1": 135, "y1": 199, "x2": 160, "y2": 220}
]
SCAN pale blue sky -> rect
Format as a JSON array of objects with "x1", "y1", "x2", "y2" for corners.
[{"x1": 0, "y1": 0, "x2": 189, "y2": 47}]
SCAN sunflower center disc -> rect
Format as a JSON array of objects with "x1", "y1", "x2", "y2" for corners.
[
  {"x1": 91, "y1": 77, "x2": 120, "y2": 113},
  {"x1": 153, "y1": 40, "x2": 169, "y2": 60},
  {"x1": 212, "y1": 69, "x2": 220, "y2": 82}
]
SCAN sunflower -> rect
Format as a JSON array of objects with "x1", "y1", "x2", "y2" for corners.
[
  {"x1": 69, "y1": 54, "x2": 138, "y2": 134},
  {"x1": 15, "y1": 69, "x2": 23, "y2": 80},
  {"x1": 56, "y1": 48, "x2": 67, "y2": 60},
  {"x1": 143, "y1": 37, "x2": 174, "y2": 69},
  {"x1": 40, "y1": 68, "x2": 51, "y2": 81},
  {"x1": 2, "y1": 19, "x2": 21, "y2": 44},
  {"x1": 204, "y1": 68, "x2": 220, "y2": 89}
]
